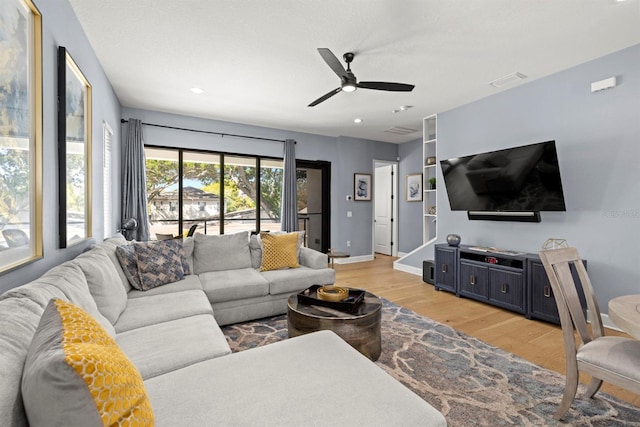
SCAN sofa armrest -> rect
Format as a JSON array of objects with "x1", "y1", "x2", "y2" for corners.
[{"x1": 299, "y1": 247, "x2": 328, "y2": 269}]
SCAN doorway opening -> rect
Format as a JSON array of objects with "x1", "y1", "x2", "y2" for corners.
[
  {"x1": 297, "y1": 160, "x2": 331, "y2": 253},
  {"x1": 373, "y1": 161, "x2": 398, "y2": 257}
]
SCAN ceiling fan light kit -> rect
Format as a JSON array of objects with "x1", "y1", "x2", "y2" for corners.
[{"x1": 308, "y1": 48, "x2": 415, "y2": 107}]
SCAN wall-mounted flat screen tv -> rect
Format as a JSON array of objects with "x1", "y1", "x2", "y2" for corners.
[{"x1": 440, "y1": 140, "x2": 566, "y2": 212}]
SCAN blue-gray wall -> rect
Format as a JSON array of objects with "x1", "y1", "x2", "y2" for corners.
[
  {"x1": 122, "y1": 107, "x2": 399, "y2": 260},
  {"x1": 398, "y1": 138, "x2": 423, "y2": 253},
  {"x1": 0, "y1": 0, "x2": 122, "y2": 292},
  {"x1": 401, "y1": 44, "x2": 640, "y2": 313}
]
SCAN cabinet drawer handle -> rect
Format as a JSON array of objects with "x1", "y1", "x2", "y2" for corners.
[
  {"x1": 501, "y1": 283, "x2": 508, "y2": 293},
  {"x1": 543, "y1": 285, "x2": 551, "y2": 298},
  {"x1": 441, "y1": 264, "x2": 447, "y2": 273},
  {"x1": 470, "y1": 275, "x2": 476, "y2": 285}
]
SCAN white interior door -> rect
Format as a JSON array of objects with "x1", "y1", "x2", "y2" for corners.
[{"x1": 374, "y1": 165, "x2": 393, "y2": 255}]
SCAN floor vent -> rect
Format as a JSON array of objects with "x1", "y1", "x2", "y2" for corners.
[{"x1": 384, "y1": 126, "x2": 418, "y2": 135}]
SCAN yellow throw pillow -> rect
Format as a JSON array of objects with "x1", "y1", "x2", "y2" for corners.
[
  {"x1": 22, "y1": 299, "x2": 154, "y2": 426},
  {"x1": 260, "y1": 232, "x2": 300, "y2": 272}
]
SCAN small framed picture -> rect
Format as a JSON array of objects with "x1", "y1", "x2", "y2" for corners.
[
  {"x1": 426, "y1": 156, "x2": 436, "y2": 165},
  {"x1": 354, "y1": 173, "x2": 372, "y2": 201},
  {"x1": 406, "y1": 173, "x2": 423, "y2": 202}
]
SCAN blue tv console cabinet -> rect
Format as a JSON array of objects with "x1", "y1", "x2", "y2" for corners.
[{"x1": 434, "y1": 244, "x2": 585, "y2": 325}]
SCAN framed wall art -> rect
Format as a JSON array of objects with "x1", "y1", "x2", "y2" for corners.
[
  {"x1": 58, "y1": 46, "x2": 92, "y2": 248},
  {"x1": 354, "y1": 173, "x2": 371, "y2": 201},
  {"x1": 406, "y1": 173, "x2": 423, "y2": 202},
  {"x1": 0, "y1": 0, "x2": 43, "y2": 273}
]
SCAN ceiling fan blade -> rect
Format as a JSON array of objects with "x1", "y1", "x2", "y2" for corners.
[
  {"x1": 358, "y1": 81, "x2": 415, "y2": 92},
  {"x1": 317, "y1": 48, "x2": 348, "y2": 79},
  {"x1": 308, "y1": 88, "x2": 342, "y2": 107}
]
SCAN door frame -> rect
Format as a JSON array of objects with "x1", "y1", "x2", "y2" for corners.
[
  {"x1": 296, "y1": 159, "x2": 331, "y2": 253},
  {"x1": 372, "y1": 160, "x2": 399, "y2": 257}
]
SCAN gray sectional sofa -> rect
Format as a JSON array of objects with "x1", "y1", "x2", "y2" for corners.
[{"x1": 0, "y1": 232, "x2": 446, "y2": 426}]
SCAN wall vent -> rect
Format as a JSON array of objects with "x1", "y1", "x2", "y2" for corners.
[
  {"x1": 489, "y1": 72, "x2": 527, "y2": 88},
  {"x1": 384, "y1": 126, "x2": 418, "y2": 135}
]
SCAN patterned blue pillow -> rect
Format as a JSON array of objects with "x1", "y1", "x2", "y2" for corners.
[
  {"x1": 134, "y1": 240, "x2": 185, "y2": 291},
  {"x1": 115, "y1": 245, "x2": 142, "y2": 290}
]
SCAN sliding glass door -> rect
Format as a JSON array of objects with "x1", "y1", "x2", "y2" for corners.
[{"x1": 145, "y1": 146, "x2": 285, "y2": 238}]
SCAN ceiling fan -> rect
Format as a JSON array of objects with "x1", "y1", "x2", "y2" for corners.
[{"x1": 308, "y1": 48, "x2": 415, "y2": 107}]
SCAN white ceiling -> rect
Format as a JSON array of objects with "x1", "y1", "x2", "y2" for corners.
[{"x1": 68, "y1": 0, "x2": 640, "y2": 143}]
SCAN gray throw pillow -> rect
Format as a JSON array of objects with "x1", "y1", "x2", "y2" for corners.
[{"x1": 193, "y1": 231, "x2": 251, "y2": 274}]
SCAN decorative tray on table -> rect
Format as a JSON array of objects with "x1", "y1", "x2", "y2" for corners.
[{"x1": 297, "y1": 284, "x2": 365, "y2": 313}]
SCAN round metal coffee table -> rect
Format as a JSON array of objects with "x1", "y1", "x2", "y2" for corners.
[{"x1": 287, "y1": 290, "x2": 382, "y2": 361}]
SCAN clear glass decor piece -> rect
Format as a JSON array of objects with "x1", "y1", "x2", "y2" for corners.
[{"x1": 542, "y1": 238, "x2": 569, "y2": 250}]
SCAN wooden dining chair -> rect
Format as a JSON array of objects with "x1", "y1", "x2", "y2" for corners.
[{"x1": 539, "y1": 247, "x2": 640, "y2": 420}]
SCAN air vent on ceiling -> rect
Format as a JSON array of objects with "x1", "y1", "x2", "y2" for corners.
[
  {"x1": 384, "y1": 126, "x2": 418, "y2": 135},
  {"x1": 489, "y1": 72, "x2": 527, "y2": 88}
]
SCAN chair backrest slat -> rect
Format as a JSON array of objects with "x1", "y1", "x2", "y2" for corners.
[{"x1": 539, "y1": 247, "x2": 596, "y2": 347}]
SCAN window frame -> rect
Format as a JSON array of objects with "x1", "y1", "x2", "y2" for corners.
[{"x1": 144, "y1": 145, "x2": 283, "y2": 236}]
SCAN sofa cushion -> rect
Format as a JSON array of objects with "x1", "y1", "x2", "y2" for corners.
[
  {"x1": 183, "y1": 236, "x2": 195, "y2": 273},
  {"x1": 0, "y1": 261, "x2": 116, "y2": 337},
  {"x1": 193, "y1": 231, "x2": 251, "y2": 274},
  {"x1": 262, "y1": 265, "x2": 336, "y2": 295},
  {"x1": 144, "y1": 330, "x2": 446, "y2": 427},
  {"x1": 114, "y1": 290, "x2": 213, "y2": 333},
  {"x1": 127, "y1": 274, "x2": 203, "y2": 299},
  {"x1": 134, "y1": 240, "x2": 186, "y2": 290},
  {"x1": 96, "y1": 234, "x2": 133, "y2": 292},
  {"x1": 199, "y1": 268, "x2": 269, "y2": 303},
  {"x1": 0, "y1": 298, "x2": 43, "y2": 427},
  {"x1": 260, "y1": 231, "x2": 299, "y2": 272},
  {"x1": 22, "y1": 300, "x2": 154, "y2": 427},
  {"x1": 73, "y1": 246, "x2": 128, "y2": 324},
  {"x1": 117, "y1": 314, "x2": 231, "y2": 380}
]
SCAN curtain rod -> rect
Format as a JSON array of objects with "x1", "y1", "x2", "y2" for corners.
[{"x1": 120, "y1": 119, "x2": 292, "y2": 143}]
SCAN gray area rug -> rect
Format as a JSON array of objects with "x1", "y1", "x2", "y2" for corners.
[{"x1": 222, "y1": 299, "x2": 640, "y2": 426}]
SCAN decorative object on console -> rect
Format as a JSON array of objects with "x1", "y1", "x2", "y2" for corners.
[
  {"x1": 446, "y1": 234, "x2": 461, "y2": 247},
  {"x1": 354, "y1": 173, "x2": 372, "y2": 201},
  {"x1": 406, "y1": 173, "x2": 423, "y2": 202},
  {"x1": 542, "y1": 238, "x2": 569, "y2": 250}
]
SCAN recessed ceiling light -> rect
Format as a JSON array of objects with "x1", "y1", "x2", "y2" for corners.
[
  {"x1": 354, "y1": 118, "x2": 363, "y2": 124},
  {"x1": 190, "y1": 87, "x2": 204, "y2": 94}
]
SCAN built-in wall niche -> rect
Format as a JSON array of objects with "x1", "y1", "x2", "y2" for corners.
[{"x1": 422, "y1": 115, "x2": 437, "y2": 242}]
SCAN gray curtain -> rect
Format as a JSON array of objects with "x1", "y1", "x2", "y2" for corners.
[
  {"x1": 121, "y1": 118, "x2": 151, "y2": 241},
  {"x1": 281, "y1": 139, "x2": 298, "y2": 231}
]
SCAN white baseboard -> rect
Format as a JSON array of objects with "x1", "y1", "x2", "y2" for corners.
[
  {"x1": 392, "y1": 262, "x2": 422, "y2": 276},
  {"x1": 397, "y1": 251, "x2": 408, "y2": 258},
  {"x1": 332, "y1": 254, "x2": 374, "y2": 264}
]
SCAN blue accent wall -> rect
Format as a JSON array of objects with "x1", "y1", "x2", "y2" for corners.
[
  {"x1": 1, "y1": 0, "x2": 122, "y2": 291},
  {"x1": 400, "y1": 44, "x2": 640, "y2": 312}
]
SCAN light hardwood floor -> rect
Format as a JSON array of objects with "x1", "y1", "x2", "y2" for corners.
[{"x1": 334, "y1": 254, "x2": 639, "y2": 406}]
